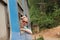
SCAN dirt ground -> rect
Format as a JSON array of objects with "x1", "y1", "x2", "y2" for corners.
[{"x1": 32, "y1": 25, "x2": 60, "y2": 40}]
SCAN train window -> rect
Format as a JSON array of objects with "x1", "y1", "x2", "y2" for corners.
[{"x1": 17, "y1": 2, "x2": 23, "y2": 24}]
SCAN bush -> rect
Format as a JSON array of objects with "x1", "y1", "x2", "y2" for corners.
[{"x1": 37, "y1": 37, "x2": 44, "y2": 40}]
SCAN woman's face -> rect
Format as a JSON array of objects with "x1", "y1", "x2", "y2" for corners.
[{"x1": 21, "y1": 17, "x2": 28, "y2": 28}]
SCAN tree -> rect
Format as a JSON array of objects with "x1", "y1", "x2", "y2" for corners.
[{"x1": 28, "y1": 0, "x2": 60, "y2": 30}]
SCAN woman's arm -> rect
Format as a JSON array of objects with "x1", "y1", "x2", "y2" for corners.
[
  {"x1": 24, "y1": 29, "x2": 32, "y2": 34},
  {"x1": 20, "y1": 28, "x2": 32, "y2": 34}
]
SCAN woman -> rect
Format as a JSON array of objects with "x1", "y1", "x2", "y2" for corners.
[{"x1": 20, "y1": 16, "x2": 32, "y2": 40}]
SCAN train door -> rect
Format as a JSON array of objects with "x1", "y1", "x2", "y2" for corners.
[{"x1": 0, "y1": 1, "x2": 10, "y2": 40}]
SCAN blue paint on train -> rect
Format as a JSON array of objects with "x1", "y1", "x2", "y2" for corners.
[
  {"x1": 8, "y1": 0, "x2": 21, "y2": 40},
  {"x1": 8, "y1": 0, "x2": 20, "y2": 32}
]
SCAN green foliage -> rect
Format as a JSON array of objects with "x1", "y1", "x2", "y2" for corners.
[
  {"x1": 28, "y1": 0, "x2": 60, "y2": 30},
  {"x1": 52, "y1": 9, "x2": 60, "y2": 25},
  {"x1": 37, "y1": 37, "x2": 44, "y2": 40},
  {"x1": 28, "y1": 0, "x2": 40, "y2": 7},
  {"x1": 30, "y1": 6, "x2": 40, "y2": 23}
]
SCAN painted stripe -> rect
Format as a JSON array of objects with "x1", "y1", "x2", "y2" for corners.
[{"x1": 8, "y1": 0, "x2": 21, "y2": 40}]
